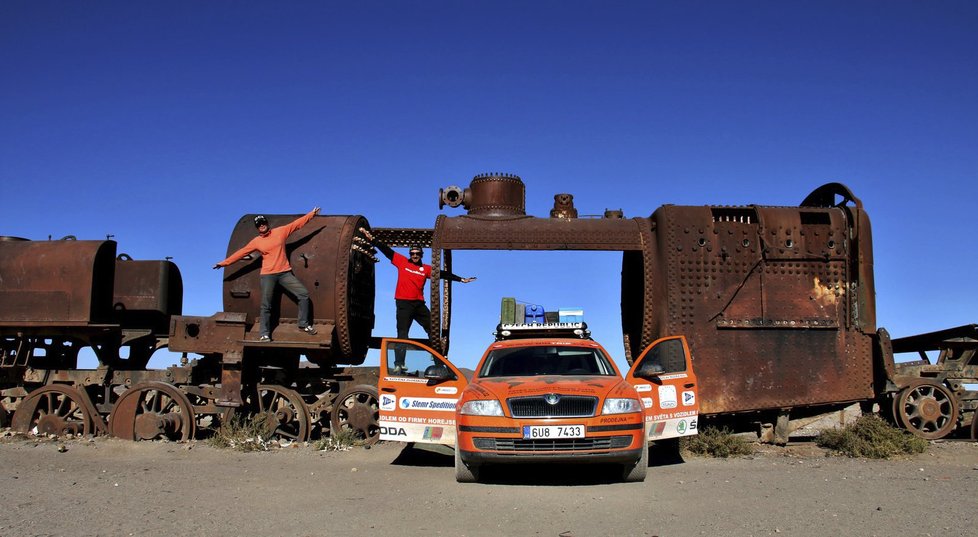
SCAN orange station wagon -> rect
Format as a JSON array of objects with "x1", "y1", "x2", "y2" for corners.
[{"x1": 378, "y1": 323, "x2": 699, "y2": 482}]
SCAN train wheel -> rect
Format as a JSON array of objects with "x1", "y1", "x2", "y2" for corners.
[
  {"x1": 894, "y1": 382, "x2": 959, "y2": 440},
  {"x1": 330, "y1": 384, "x2": 379, "y2": 445},
  {"x1": 253, "y1": 385, "x2": 310, "y2": 442},
  {"x1": 11, "y1": 385, "x2": 97, "y2": 436},
  {"x1": 109, "y1": 382, "x2": 196, "y2": 441}
]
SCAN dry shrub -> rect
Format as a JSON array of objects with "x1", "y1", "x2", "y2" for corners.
[
  {"x1": 681, "y1": 426, "x2": 754, "y2": 458},
  {"x1": 816, "y1": 414, "x2": 928, "y2": 458},
  {"x1": 316, "y1": 426, "x2": 358, "y2": 451},
  {"x1": 208, "y1": 413, "x2": 273, "y2": 452}
]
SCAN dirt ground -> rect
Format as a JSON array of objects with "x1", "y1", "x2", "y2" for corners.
[{"x1": 1, "y1": 433, "x2": 975, "y2": 537}]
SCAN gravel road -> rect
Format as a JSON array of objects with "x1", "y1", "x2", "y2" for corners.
[{"x1": 1, "y1": 435, "x2": 975, "y2": 537}]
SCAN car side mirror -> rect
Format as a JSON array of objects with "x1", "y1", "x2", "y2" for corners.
[
  {"x1": 636, "y1": 362, "x2": 665, "y2": 379},
  {"x1": 424, "y1": 364, "x2": 454, "y2": 384}
]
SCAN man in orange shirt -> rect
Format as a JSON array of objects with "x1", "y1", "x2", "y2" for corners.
[{"x1": 214, "y1": 207, "x2": 320, "y2": 342}]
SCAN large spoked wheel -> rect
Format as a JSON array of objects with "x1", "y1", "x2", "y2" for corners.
[
  {"x1": 329, "y1": 384, "x2": 379, "y2": 445},
  {"x1": 252, "y1": 385, "x2": 310, "y2": 442},
  {"x1": 11, "y1": 385, "x2": 98, "y2": 436},
  {"x1": 894, "y1": 382, "x2": 959, "y2": 440},
  {"x1": 109, "y1": 382, "x2": 196, "y2": 441}
]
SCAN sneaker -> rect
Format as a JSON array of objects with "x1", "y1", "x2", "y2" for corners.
[
  {"x1": 258, "y1": 335, "x2": 271, "y2": 342},
  {"x1": 301, "y1": 326, "x2": 318, "y2": 335},
  {"x1": 392, "y1": 365, "x2": 407, "y2": 375}
]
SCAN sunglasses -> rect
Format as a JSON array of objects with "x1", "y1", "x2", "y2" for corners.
[{"x1": 410, "y1": 251, "x2": 423, "y2": 256}]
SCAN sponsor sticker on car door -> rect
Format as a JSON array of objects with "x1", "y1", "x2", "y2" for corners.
[
  {"x1": 625, "y1": 336, "x2": 700, "y2": 441},
  {"x1": 376, "y1": 339, "x2": 467, "y2": 445}
]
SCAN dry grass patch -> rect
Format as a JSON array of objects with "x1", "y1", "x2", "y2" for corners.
[
  {"x1": 681, "y1": 426, "x2": 755, "y2": 458},
  {"x1": 816, "y1": 414, "x2": 928, "y2": 458},
  {"x1": 208, "y1": 413, "x2": 274, "y2": 452},
  {"x1": 316, "y1": 427, "x2": 360, "y2": 451}
]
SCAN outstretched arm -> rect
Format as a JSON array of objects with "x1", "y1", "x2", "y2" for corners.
[
  {"x1": 214, "y1": 239, "x2": 259, "y2": 269},
  {"x1": 436, "y1": 270, "x2": 476, "y2": 284},
  {"x1": 283, "y1": 206, "x2": 321, "y2": 235},
  {"x1": 359, "y1": 227, "x2": 395, "y2": 261}
]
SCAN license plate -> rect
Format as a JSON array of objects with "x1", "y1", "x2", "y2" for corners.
[{"x1": 522, "y1": 425, "x2": 585, "y2": 439}]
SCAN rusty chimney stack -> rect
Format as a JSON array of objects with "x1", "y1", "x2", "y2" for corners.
[{"x1": 440, "y1": 173, "x2": 526, "y2": 217}]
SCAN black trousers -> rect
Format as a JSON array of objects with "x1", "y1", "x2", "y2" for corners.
[
  {"x1": 396, "y1": 299, "x2": 431, "y2": 339},
  {"x1": 393, "y1": 300, "x2": 431, "y2": 368}
]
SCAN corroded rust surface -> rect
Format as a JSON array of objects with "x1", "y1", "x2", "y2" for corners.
[
  {"x1": 113, "y1": 258, "x2": 183, "y2": 333},
  {"x1": 221, "y1": 214, "x2": 374, "y2": 363},
  {"x1": 0, "y1": 239, "x2": 116, "y2": 325},
  {"x1": 0, "y1": 177, "x2": 944, "y2": 443},
  {"x1": 434, "y1": 178, "x2": 881, "y2": 417},
  {"x1": 634, "y1": 197, "x2": 878, "y2": 415}
]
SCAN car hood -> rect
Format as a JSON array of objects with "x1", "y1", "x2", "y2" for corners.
[{"x1": 467, "y1": 375, "x2": 636, "y2": 401}]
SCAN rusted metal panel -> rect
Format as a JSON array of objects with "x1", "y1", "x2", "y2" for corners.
[
  {"x1": 0, "y1": 239, "x2": 116, "y2": 325},
  {"x1": 637, "y1": 195, "x2": 878, "y2": 415},
  {"x1": 113, "y1": 258, "x2": 183, "y2": 333},
  {"x1": 221, "y1": 215, "x2": 375, "y2": 363},
  {"x1": 168, "y1": 313, "x2": 247, "y2": 355}
]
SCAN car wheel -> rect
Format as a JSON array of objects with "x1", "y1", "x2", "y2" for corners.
[
  {"x1": 454, "y1": 442, "x2": 480, "y2": 483},
  {"x1": 622, "y1": 441, "x2": 649, "y2": 482}
]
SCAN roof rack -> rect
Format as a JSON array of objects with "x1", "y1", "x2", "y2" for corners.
[{"x1": 494, "y1": 322, "x2": 591, "y2": 341}]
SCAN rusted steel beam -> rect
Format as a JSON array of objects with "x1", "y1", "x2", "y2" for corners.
[
  {"x1": 891, "y1": 324, "x2": 978, "y2": 353},
  {"x1": 371, "y1": 228, "x2": 433, "y2": 249},
  {"x1": 434, "y1": 215, "x2": 646, "y2": 251}
]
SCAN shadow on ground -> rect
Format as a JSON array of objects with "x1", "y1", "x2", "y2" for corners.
[{"x1": 389, "y1": 440, "x2": 687, "y2": 485}]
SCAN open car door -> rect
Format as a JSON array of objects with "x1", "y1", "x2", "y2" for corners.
[
  {"x1": 625, "y1": 336, "x2": 700, "y2": 441},
  {"x1": 377, "y1": 338, "x2": 468, "y2": 446}
]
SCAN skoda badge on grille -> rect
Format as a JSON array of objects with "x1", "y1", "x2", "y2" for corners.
[{"x1": 544, "y1": 393, "x2": 561, "y2": 405}]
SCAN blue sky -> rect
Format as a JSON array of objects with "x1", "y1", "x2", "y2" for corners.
[{"x1": 2, "y1": 1, "x2": 976, "y2": 370}]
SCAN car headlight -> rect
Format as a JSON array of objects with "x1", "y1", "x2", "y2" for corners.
[
  {"x1": 460, "y1": 399, "x2": 504, "y2": 416},
  {"x1": 602, "y1": 398, "x2": 642, "y2": 415}
]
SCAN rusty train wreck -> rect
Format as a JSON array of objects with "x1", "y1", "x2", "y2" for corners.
[{"x1": 1, "y1": 174, "x2": 974, "y2": 443}]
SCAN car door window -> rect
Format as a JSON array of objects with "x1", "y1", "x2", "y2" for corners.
[
  {"x1": 640, "y1": 338, "x2": 687, "y2": 374},
  {"x1": 386, "y1": 340, "x2": 452, "y2": 378}
]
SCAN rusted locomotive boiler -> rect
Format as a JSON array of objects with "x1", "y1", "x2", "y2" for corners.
[{"x1": 0, "y1": 216, "x2": 382, "y2": 443}]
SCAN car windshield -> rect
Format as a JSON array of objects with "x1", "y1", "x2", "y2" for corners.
[{"x1": 478, "y1": 345, "x2": 617, "y2": 377}]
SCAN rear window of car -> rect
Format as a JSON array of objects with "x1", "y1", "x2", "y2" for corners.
[{"x1": 478, "y1": 345, "x2": 617, "y2": 377}]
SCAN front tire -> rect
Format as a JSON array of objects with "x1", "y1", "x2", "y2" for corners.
[
  {"x1": 622, "y1": 441, "x2": 649, "y2": 482},
  {"x1": 454, "y1": 443, "x2": 480, "y2": 483}
]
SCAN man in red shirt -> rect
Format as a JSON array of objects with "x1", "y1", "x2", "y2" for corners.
[
  {"x1": 360, "y1": 227, "x2": 475, "y2": 351},
  {"x1": 214, "y1": 207, "x2": 320, "y2": 342}
]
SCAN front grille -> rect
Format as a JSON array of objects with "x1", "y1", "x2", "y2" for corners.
[
  {"x1": 473, "y1": 436, "x2": 633, "y2": 452},
  {"x1": 507, "y1": 395, "x2": 597, "y2": 418}
]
